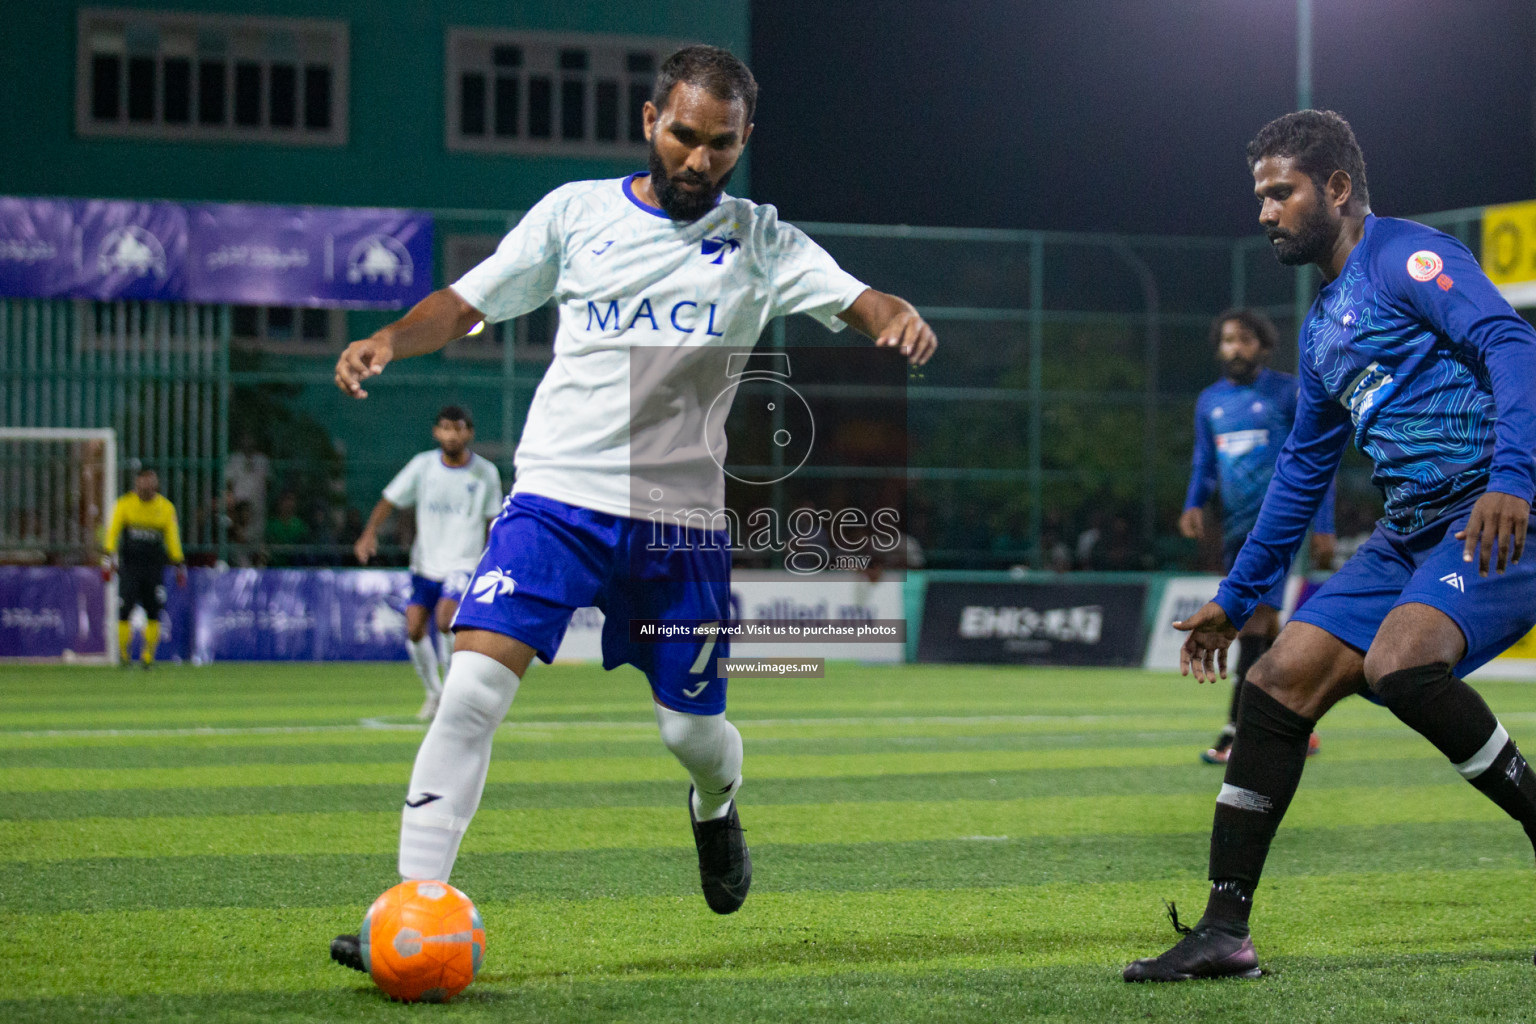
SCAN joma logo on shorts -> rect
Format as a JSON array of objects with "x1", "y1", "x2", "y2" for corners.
[{"x1": 470, "y1": 569, "x2": 517, "y2": 604}]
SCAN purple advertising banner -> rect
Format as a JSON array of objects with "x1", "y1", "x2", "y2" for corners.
[
  {"x1": 0, "y1": 197, "x2": 431, "y2": 308},
  {"x1": 0, "y1": 567, "x2": 109, "y2": 659},
  {"x1": 186, "y1": 204, "x2": 432, "y2": 309},
  {"x1": 75, "y1": 200, "x2": 189, "y2": 301},
  {"x1": 191, "y1": 568, "x2": 411, "y2": 662},
  {"x1": 0, "y1": 197, "x2": 74, "y2": 297}
]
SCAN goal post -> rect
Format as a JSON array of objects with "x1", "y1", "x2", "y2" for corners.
[{"x1": 0, "y1": 427, "x2": 118, "y2": 663}]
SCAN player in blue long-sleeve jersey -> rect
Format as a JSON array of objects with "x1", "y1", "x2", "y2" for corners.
[
  {"x1": 1127, "y1": 111, "x2": 1536, "y2": 982},
  {"x1": 1182, "y1": 308, "x2": 1336, "y2": 764}
]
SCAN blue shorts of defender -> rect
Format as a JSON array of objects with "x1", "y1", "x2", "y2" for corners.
[
  {"x1": 452, "y1": 493, "x2": 732, "y2": 715},
  {"x1": 1225, "y1": 536, "x2": 1287, "y2": 611},
  {"x1": 408, "y1": 571, "x2": 470, "y2": 609},
  {"x1": 1290, "y1": 494, "x2": 1536, "y2": 676}
]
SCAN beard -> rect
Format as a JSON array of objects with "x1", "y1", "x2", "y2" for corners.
[
  {"x1": 647, "y1": 138, "x2": 733, "y2": 222},
  {"x1": 1266, "y1": 196, "x2": 1336, "y2": 266},
  {"x1": 1221, "y1": 357, "x2": 1259, "y2": 384}
]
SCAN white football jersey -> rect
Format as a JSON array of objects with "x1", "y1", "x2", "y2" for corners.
[
  {"x1": 382, "y1": 451, "x2": 503, "y2": 579},
  {"x1": 450, "y1": 174, "x2": 869, "y2": 519}
]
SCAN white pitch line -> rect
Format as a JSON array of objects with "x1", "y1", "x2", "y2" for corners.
[
  {"x1": 0, "y1": 711, "x2": 1186, "y2": 739},
  {"x1": 7, "y1": 707, "x2": 1492, "y2": 740}
]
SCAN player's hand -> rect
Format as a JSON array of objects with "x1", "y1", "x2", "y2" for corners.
[
  {"x1": 875, "y1": 310, "x2": 937, "y2": 366},
  {"x1": 1310, "y1": 532, "x2": 1336, "y2": 571},
  {"x1": 334, "y1": 334, "x2": 395, "y2": 399},
  {"x1": 353, "y1": 532, "x2": 378, "y2": 565},
  {"x1": 100, "y1": 557, "x2": 114, "y2": 583},
  {"x1": 1178, "y1": 507, "x2": 1204, "y2": 540},
  {"x1": 175, "y1": 565, "x2": 188, "y2": 588},
  {"x1": 1456, "y1": 490, "x2": 1530, "y2": 576},
  {"x1": 1173, "y1": 601, "x2": 1238, "y2": 683}
]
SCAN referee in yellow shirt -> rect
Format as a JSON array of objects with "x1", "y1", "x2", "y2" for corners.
[{"x1": 104, "y1": 467, "x2": 187, "y2": 667}]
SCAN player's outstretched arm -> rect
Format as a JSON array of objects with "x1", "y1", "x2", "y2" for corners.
[
  {"x1": 334, "y1": 289, "x2": 487, "y2": 399},
  {"x1": 836, "y1": 289, "x2": 937, "y2": 366},
  {"x1": 1173, "y1": 601, "x2": 1239, "y2": 683},
  {"x1": 354, "y1": 498, "x2": 395, "y2": 565}
]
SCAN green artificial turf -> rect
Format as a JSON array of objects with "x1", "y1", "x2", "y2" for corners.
[{"x1": 3, "y1": 660, "x2": 1536, "y2": 1022}]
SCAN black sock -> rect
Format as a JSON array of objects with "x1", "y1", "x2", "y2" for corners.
[
  {"x1": 1205, "y1": 681, "x2": 1315, "y2": 929},
  {"x1": 1373, "y1": 664, "x2": 1536, "y2": 843},
  {"x1": 1217, "y1": 635, "x2": 1274, "y2": 749}
]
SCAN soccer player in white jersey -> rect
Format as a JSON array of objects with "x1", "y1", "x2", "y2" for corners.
[
  {"x1": 327, "y1": 45, "x2": 935, "y2": 971},
  {"x1": 354, "y1": 406, "x2": 503, "y2": 719}
]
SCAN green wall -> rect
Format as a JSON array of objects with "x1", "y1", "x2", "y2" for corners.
[
  {"x1": 1, "y1": 1, "x2": 750, "y2": 210},
  {"x1": 3, "y1": 2, "x2": 750, "y2": 525}
]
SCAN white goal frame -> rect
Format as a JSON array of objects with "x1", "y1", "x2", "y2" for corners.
[{"x1": 0, "y1": 427, "x2": 118, "y2": 664}]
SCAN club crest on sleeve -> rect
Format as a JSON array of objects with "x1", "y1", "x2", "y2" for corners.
[{"x1": 1407, "y1": 251, "x2": 1443, "y2": 282}]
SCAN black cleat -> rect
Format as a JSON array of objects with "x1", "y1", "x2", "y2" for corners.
[
  {"x1": 1123, "y1": 903, "x2": 1262, "y2": 982},
  {"x1": 689, "y1": 786, "x2": 751, "y2": 914},
  {"x1": 330, "y1": 933, "x2": 367, "y2": 973}
]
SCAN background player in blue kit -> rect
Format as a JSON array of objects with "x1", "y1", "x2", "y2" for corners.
[
  {"x1": 1126, "y1": 110, "x2": 1536, "y2": 982},
  {"x1": 326, "y1": 45, "x2": 936, "y2": 971},
  {"x1": 1182, "y1": 309, "x2": 1335, "y2": 764}
]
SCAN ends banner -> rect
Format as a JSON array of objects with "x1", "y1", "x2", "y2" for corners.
[{"x1": 918, "y1": 580, "x2": 1148, "y2": 666}]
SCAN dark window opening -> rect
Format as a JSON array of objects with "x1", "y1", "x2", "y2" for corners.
[
  {"x1": 460, "y1": 73, "x2": 487, "y2": 136},
  {"x1": 492, "y1": 45, "x2": 522, "y2": 68},
  {"x1": 266, "y1": 306, "x2": 294, "y2": 340},
  {"x1": 595, "y1": 80, "x2": 618, "y2": 142},
  {"x1": 127, "y1": 56, "x2": 156, "y2": 122},
  {"x1": 560, "y1": 79, "x2": 584, "y2": 140},
  {"x1": 233, "y1": 62, "x2": 261, "y2": 126},
  {"x1": 300, "y1": 308, "x2": 330, "y2": 341},
  {"x1": 91, "y1": 54, "x2": 121, "y2": 120},
  {"x1": 627, "y1": 82, "x2": 649, "y2": 142},
  {"x1": 232, "y1": 305, "x2": 260, "y2": 337},
  {"x1": 559, "y1": 49, "x2": 589, "y2": 71},
  {"x1": 626, "y1": 52, "x2": 654, "y2": 74},
  {"x1": 302, "y1": 65, "x2": 331, "y2": 129},
  {"x1": 493, "y1": 76, "x2": 518, "y2": 137},
  {"x1": 163, "y1": 57, "x2": 191, "y2": 123},
  {"x1": 197, "y1": 60, "x2": 225, "y2": 124},
  {"x1": 528, "y1": 76, "x2": 552, "y2": 138},
  {"x1": 269, "y1": 63, "x2": 296, "y2": 128}
]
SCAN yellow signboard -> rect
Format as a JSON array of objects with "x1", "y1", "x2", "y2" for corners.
[{"x1": 1482, "y1": 199, "x2": 1536, "y2": 289}]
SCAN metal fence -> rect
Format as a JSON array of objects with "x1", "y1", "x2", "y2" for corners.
[{"x1": 0, "y1": 203, "x2": 1491, "y2": 569}]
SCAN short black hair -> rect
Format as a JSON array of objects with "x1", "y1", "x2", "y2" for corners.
[
  {"x1": 652, "y1": 45, "x2": 757, "y2": 123},
  {"x1": 1246, "y1": 109, "x2": 1369, "y2": 209},
  {"x1": 1209, "y1": 308, "x2": 1279, "y2": 351},
  {"x1": 135, "y1": 465, "x2": 157, "y2": 478},
  {"x1": 436, "y1": 405, "x2": 472, "y2": 428}
]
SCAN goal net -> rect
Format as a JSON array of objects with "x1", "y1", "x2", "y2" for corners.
[{"x1": 0, "y1": 428, "x2": 118, "y2": 662}]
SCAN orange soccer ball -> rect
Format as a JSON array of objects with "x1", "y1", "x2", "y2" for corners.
[{"x1": 360, "y1": 880, "x2": 486, "y2": 1003}]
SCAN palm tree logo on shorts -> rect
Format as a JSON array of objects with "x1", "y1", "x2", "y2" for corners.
[{"x1": 469, "y1": 568, "x2": 517, "y2": 604}]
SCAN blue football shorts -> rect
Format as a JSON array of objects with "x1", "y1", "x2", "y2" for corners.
[
  {"x1": 1290, "y1": 495, "x2": 1536, "y2": 675},
  {"x1": 451, "y1": 492, "x2": 732, "y2": 714},
  {"x1": 407, "y1": 570, "x2": 471, "y2": 610}
]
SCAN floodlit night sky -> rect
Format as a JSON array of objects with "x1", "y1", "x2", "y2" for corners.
[{"x1": 749, "y1": 0, "x2": 1536, "y2": 236}]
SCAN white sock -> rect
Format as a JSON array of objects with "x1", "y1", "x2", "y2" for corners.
[
  {"x1": 654, "y1": 703, "x2": 743, "y2": 821},
  {"x1": 407, "y1": 636, "x2": 441, "y2": 697},
  {"x1": 435, "y1": 630, "x2": 454, "y2": 679},
  {"x1": 399, "y1": 650, "x2": 521, "y2": 881}
]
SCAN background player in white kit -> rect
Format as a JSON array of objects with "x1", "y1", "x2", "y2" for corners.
[
  {"x1": 354, "y1": 406, "x2": 502, "y2": 719},
  {"x1": 328, "y1": 46, "x2": 935, "y2": 970}
]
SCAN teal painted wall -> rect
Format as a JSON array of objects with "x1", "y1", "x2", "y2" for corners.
[{"x1": 2, "y1": 1, "x2": 750, "y2": 210}]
